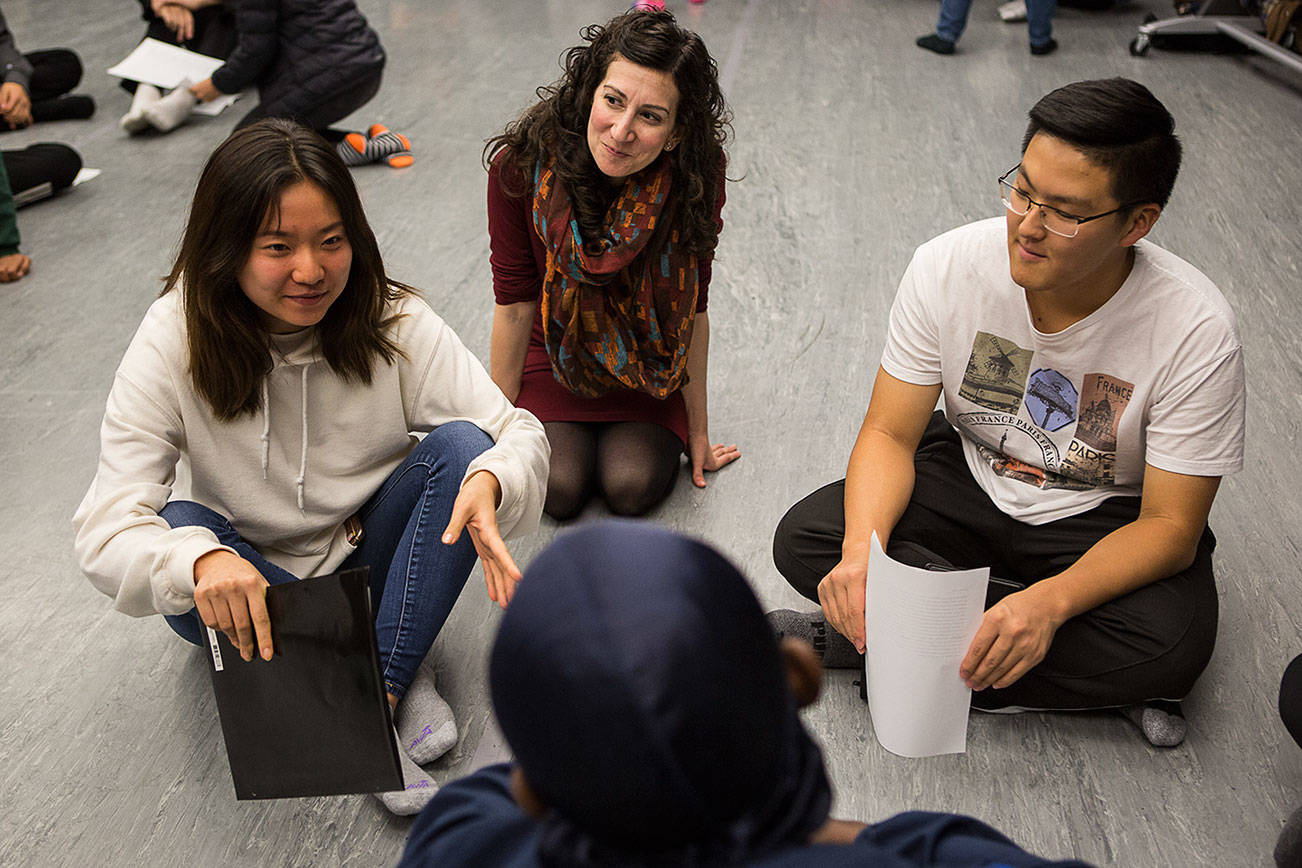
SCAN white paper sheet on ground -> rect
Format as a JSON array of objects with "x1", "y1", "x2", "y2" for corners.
[
  {"x1": 72, "y1": 168, "x2": 100, "y2": 186},
  {"x1": 864, "y1": 532, "x2": 988, "y2": 757},
  {"x1": 106, "y1": 38, "x2": 241, "y2": 116}
]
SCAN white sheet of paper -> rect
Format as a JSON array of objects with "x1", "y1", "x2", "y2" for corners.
[
  {"x1": 72, "y1": 168, "x2": 101, "y2": 186},
  {"x1": 192, "y1": 94, "x2": 240, "y2": 117},
  {"x1": 106, "y1": 38, "x2": 240, "y2": 116},
  {"x1": 864, "y1": 532, "x2": 988, "y2": 757}
]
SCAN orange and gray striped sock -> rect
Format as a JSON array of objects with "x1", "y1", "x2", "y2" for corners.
[{"x1": 336, "y1": 124, "x2": 413, "y2": 167}]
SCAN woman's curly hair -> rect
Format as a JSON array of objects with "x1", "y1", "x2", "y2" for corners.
[{"x1": 485, "y1": 9, "x2": 731, "y2": 258}]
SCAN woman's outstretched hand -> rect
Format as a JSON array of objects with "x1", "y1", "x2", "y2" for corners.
[
  {"x1": 443, "y1": 470, "x2": 522, "y2": 609},
  {"x1": 193, "y1": 550, "x2": 273, "y2": 662},
  {"x1": 687, "y1": 431, "x2": 740, "y2": 488}
]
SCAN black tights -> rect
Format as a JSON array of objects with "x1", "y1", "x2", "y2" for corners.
[{"x1": 542, "y1": 422, "x2": 681, "y2": 520}]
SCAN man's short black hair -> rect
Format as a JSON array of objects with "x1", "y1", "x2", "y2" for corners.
[{"x1": 1022, "y1": 78, "x2": 1182, "y2": 208}]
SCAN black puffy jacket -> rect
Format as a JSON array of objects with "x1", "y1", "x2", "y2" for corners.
[{"x1": 210, "y1": 0, "x2": 385, "y2": 106}]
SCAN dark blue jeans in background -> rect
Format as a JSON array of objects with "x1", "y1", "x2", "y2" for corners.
[
  {"x1": 162, "y1": 421, "x2": 492, "y2": 699},
  {"x1": 936, "y1": 0, "x2": 1055, "y2": 46}
]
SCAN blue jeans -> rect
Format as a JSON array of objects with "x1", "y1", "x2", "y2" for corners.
[
  {"x1": 936, "y1": 0, "x2": 1055, "y2": 45},
  {"x1": 162, "y1": 421, "x2": 492, "y2": 699}
]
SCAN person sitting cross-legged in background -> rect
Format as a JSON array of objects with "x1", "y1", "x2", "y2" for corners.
[
  {"x1": 122, "y1": 0, "x2": 412, "y2": 169},
  {"x1": 0, "y1": 5, "x2": 94, "y2": 131},
  {"x1": 0, "y1": 5, "x2": 87, "y2": 208},
  {"x1": 770, "y1": 78, "x2": 1245, "y2": 749},
  {"x1": 399, "y1": 521, "x2": 1093, "y2": 867}
]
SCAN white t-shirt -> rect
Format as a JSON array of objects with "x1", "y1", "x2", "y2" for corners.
[{"x1": 881, "y1": 217, "x2": 1245, "y2": 525}]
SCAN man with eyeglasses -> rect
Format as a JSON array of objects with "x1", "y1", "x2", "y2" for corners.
[{"x1": 769, "y1": 78, "x2": 1245, "y2": 747}]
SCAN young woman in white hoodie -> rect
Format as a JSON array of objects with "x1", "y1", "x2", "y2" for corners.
[{"x1": 73, "y1": 118, "x2": 549, "y2": 815}]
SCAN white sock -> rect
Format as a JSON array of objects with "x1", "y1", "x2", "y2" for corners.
[
  {"x1": 395, "y1": 668, "x2": 458, "y2": 765},
  {"x1": 120, "y1": 83, "x2": 161, "y2": 134},
  {"x1": 142, "y1": 79, "x2": 196, "y2": 133},
  {"x1": 373, "y1": 728, "x2": 438, "y2": 816}
]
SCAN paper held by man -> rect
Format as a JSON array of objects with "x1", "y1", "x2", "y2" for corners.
[{"x1": 864, "y1": 532, "x2": 989, "y2": 758}]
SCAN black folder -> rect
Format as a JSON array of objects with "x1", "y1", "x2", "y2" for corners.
[{"x1": 204, "y1": 567, "x2": 404, "y2": 800}]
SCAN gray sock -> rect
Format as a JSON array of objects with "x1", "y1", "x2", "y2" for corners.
[
  {"x1": 1120, "y1": 700, "x2": 1187, "y2": 747},
  {"x1": 142, "y1": 80, "x2": 196, "y2": 133},
  {"x1": 766, "y1": 609, "x2": 863, "y2": 669},
  {"x1": 1276, "y1": 805, "x2": 1302, "y2": 867},
  {"x1": 374, "y1": 728, "x2": 438, "y2": 816},
  {"x1": 395, "y1": 669, "x2": 458, "y2": 765},
  {"x1": 120, "y1": 83, "x2": 161, "y2": 134}
]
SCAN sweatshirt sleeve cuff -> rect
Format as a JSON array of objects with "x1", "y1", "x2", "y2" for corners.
[
  {"x1": 4, "y1": 70, "x2": 31, "y2": 91},
  {"x1": 464, "y1": 451, "x2": 534, "y2": 540},
  {"x1": 160, "y1": 532, "x2": 235, "y2": 614},
  {"x1": 209, "y1": 67, "x2": 238, "y2": 95}
]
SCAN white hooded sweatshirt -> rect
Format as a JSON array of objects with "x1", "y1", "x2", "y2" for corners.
[{"x1": 74, "y1": 290, "x2": 549, "y2": 617}]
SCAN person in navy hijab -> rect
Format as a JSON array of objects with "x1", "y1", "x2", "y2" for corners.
[{"x1": 400, "y1": 521, "x2": 1093, "y2": 867}]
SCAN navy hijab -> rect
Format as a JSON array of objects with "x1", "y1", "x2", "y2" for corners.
[{"x1": 489, "y1": 521, "x2": 832, "y2": 867}]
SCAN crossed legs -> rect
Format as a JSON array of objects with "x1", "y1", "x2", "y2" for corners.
[
  {"x1": 772, "y1": 411, "x2": 1218, "y2": 711},
  {"x1": 159, "y1": 421, "x2": 491, "y2": 700}
]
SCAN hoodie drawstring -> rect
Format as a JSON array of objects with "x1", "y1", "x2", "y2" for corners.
[
  {"x1": 262, "y1": 365, "x2": 311, "y2": 512},
  {"x1": 296, "y1": 366, "x2": 309, "y2": 512},
  {"x1": 260, "y1": 379, "x2": 270, "y2": 480}
]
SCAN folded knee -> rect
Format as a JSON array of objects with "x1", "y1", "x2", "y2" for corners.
[
  {"x1": 602, "y1": 474, "x2": 669, "y2": 517},
  {"x1": 543, "y1": 481, "x2": 590, "y2": 521},
  {"x1": 420, "y1": 421, "x2": 493, "y2": 471},
  {"x1": 158, "y1": 499, "x2": 219, "y2": 529}
]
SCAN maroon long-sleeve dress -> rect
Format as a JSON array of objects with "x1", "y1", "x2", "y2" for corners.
[{"x1": 487, "y1": 151, "x2": 723, "y2": 446}]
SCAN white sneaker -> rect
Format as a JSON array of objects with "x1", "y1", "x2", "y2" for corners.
[{"x1": 999, "y1": 0, "x2": 1028, "y2": 21}]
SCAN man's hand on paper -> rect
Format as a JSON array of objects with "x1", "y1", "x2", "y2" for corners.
[
  {"x1": 190, "y1": 77, "x2": 221, "y2": 103},
  {"x1": 194, "y1": 549, "x2": 274, "y2": 663},
  {"x1": 960, "y1": 585, "x2": 1064, "y2": 691},
  {"x1": 817, "y1": 557, "x2": 869, "y2": 654}
]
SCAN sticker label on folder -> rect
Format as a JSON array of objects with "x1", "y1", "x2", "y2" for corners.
[{"x1": 208, "y1": 627, "x2": 224, "y2": 671}]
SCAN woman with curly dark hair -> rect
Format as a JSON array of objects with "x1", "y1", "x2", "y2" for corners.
[{"x1": 485, "y1": 9, "x2": 738, "y2": 521}]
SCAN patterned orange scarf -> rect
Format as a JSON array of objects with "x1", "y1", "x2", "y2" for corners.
[{"x1": 531, "y1": 157, "x2": 699, "y2": 399}]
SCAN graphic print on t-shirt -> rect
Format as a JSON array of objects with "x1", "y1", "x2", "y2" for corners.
[
  {"x1": 1074, "y1": 373, "x2": 1134, "y2": 452},
  {"x1": 959, "y1": 332, "x2": 1033, "y2": 413},
  {"x1": 1024, "y1": 369, "x2": 1077, "y2": 432},
  {"x1": 957, "y1": 337, "x2": 1132, "y2": 491}
]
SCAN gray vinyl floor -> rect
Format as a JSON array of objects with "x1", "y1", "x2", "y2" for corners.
[{"x1": 1, "y1": 0, "x2": 1299, "y2": 865}]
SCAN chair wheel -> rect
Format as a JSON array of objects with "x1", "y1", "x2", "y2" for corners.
[{"x1": 1129, "y1": 34, "x2": 1150, "y2": 54}]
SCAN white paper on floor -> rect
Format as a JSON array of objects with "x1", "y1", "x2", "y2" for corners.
[
  {"x1": 107, "y1": 38, "x2": 241, "y2": 116},
  {"x1": 864, "y1": 532, "x2": 988, "y2": 757},
  {"x1": 72, "y1": 168, "x2": 100, "y2": 186}
]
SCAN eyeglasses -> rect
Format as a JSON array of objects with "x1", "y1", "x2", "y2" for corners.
[{"x1": 998, "y1": 165, "x2": 1136, "y2": 239}]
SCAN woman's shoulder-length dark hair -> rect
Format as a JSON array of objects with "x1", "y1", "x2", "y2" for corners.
[
  {"x1": 484, "y1": 9, "x2": 732, "y2": 258},
  {"x1": 164, "y1": 118, "x2": 412, "y2": 421}
]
